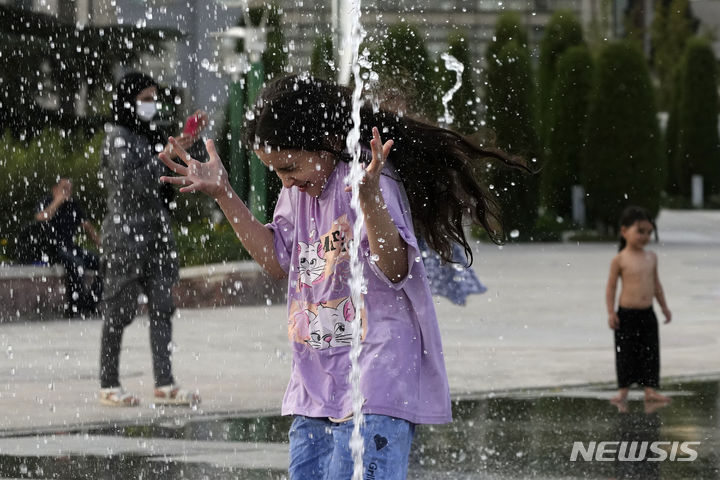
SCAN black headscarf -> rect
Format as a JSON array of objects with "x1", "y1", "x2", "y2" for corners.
[
  {"x1": 111, "y1": 72, "x2": 164, "y2": 147},
  {"x1": 111, "y1": 72, "x2": 176, "y2": 209}
]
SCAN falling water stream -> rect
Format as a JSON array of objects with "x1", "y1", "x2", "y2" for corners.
[
  {"x1": 439, "y1": 52, "x2": 464, "y2": 126},
  {"x1": 342, "y1": 15, "x2": 467, "y2": 474},
  {"x1": 343, "y1": 0, "x2": 368, "y2": 478}
]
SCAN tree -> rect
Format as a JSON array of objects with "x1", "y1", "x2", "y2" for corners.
[
  {"x1": 664, "y1": 68, "x2": 682, "y2": 194},
  {"x1": 436, "y1": 29, "x2": 478, "y2": 134},
  {"x1": 310, "y1": 34, "x2": 335, "y2": 80},
  {"x1": 260, "y1": 4, "x2": 288, "y2": 81},
  {"x1": 674, "y1": 37, "x2": 720, "y2": 200},
  {"x1": 650, "y1": 0, "x2": 696, "y2": 109},
  {"x1": 583, "y1": 42, "x2": 664, "y2": 230},
  {"x1": 541, "y1": 45, "x2": 594, "y2": 220},
  {"x1": 484, "y1": 37, "x2": 540, "y2": 239},
  {"x1": 537, "y1": 11, "x2": 584, "y2": 145},
  {"x1": 376, "y1": 23, "x2": 439, "y2": 120},
  {"x1": 0, "y1": 5, "x2": 175, "y2": 138},
  {"x1": 485, "y1": 12, "x2": 528, "y2": 64}
]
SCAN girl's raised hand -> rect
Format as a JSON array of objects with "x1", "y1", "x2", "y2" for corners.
[
  {"x1": 159, "y1": 136, "x2": 230, "y2": 200},
  {"x1": 346, "y1": 126, "x2": 394, "y2": 205}
]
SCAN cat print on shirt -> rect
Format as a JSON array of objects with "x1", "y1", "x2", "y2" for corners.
[
  {"x1": 296, "y1": 297, "x2": 357, "y2": 350},
  {"x1": 298, "y1": 240, "x2": 326, "y2": 287}
]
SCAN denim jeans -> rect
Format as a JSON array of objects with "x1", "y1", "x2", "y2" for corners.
[{"x1": 288, "y1": 414, "x2": 414, "y2": 480}]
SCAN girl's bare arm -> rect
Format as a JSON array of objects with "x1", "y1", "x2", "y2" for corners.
[
  {"x1": 160, "y1": 138, "x2": 287, "y2": 280},
  {"x1": 214, "y1": 190, "x2": 287, "y2": 280},
  {"x1": 352, "y1": 128, "x2": 407, "y2": 283}
]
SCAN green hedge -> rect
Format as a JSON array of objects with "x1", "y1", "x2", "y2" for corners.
[
  {"x1": 541, "y1": 45, "x2": 594, "y2": 220},
  {"x1": 583, "y1": 42, "x2": 664, "y2": 230},
  {"x1": 0, "y1": 129, "x2": 104, "y2": 261},
  {"x1": 484, "y1": 35, "x2": 540, "y2": 239},
  {"x1": 674, "y1": 37, "x2": 720, "y2": 200},
  {"x1": 0, "y1": 129, "x2": 248, "y2": 266}
]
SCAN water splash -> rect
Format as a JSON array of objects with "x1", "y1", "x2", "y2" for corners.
[
  {"x1": 343, "y1": 0, "x2": 368, "y2": 477},
  {"x1": 439, "y1": 53, "x2": 464, "y2": 126}
]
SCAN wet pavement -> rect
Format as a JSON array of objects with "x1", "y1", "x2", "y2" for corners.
[
  {"x1": 1, "y1": 209, "x2": 719, "y2": 478},
  {"x1": 0, "y1": 379, "x2": 717, "y2": 479}
]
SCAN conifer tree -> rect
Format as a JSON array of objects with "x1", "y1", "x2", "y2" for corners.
[
  {"x1": 376, "y1": 23, "x2": 439, "y2": 120},
  {"x1": 584, "y1": 42, "x2": 663, "y2": 229},
  {"x1": 538, "y1": 11, "x2": 584, "y2": 145},
  {"x1": 437, "y1": 29, "x2": 478, "y2": 134},
  {"x1": 674, "y1": 37, "x2": 720, "y2": 200},
  {"x1": 541, "y1": 45, "x2": 593, "y2": 220},
  {"x1": 310, "y1": 34, "x2": 334, "y2": 80},
  {"x1": 485, "y1": 37, "x2": 540, "y2": 238}
]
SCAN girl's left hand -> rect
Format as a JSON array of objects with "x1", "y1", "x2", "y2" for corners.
[{"x1": 345, "y1": 126, "x2": 394, "y2": 207}]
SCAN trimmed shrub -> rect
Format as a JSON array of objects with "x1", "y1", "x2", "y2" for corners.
[
  {"x1": 310, "y1": 34, "x2": 335, "y2": 80},
  {"x1": 583, "y1": 42, "x2": 664, "y2": 230},
  {"x1": 376, "y1": 23, "x2": 440, "y2": 120},
  {"x1": 541, "y1": 45, "x2": 594, "y2": 220},
  {"x1": 485, "y1": 12, "x2": 529, "y2": 63},
  {"x1": 651, "y1": 0, "x2": 695, "y2": 109},
  {"x1": 0, "y1": 130, "x2": 104, "y2": 260},
  {"x1": 538, "y1": 11, "x2": 585, "y2": 145},
  {"x1": 484, "y1": 39, "x2": 540, "y2": 239},
  {"x1": 674, "y1": 37, "x2": 720, "y2": 200},
  {"x1": 437, "y1": 29, "x2": 478, "y2": 134}
]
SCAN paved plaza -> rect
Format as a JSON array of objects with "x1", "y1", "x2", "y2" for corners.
[{"x1": 1, "y1": 209, "x2": 718, "y2": 435}]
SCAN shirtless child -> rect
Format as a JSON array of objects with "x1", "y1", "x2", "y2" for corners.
[{"x1": 606, "y1": 206, "x2": 672, "y2": 405}]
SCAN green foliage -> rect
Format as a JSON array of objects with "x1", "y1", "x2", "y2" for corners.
[
  {"x1": 651, "y1": 0, "x2": 695, "y2": 109},
  {"x1": 261, "y1": 4, "x2": 288, "y2": 81},
  {"x1": 437, "y1": 30, "x2": 478, "y2": 134},
  {"x1": 583, "y1": 42, "x2": 664, "y2": 230},
  {"x1": 376, "y1": 23, "x2": 440, "y2": 120},
  {"x1": 173, "y1": 219, "x2": 250, "y2": 267},
  {"x1": 538, "y1": 11, "x2": 584, "y2": 144},
  {"x1": 485, "y1": 12, "x2": 529, "y2": 63},
  {"x1": 0, "y1": 129, "x2": 230, "y2": 266},
  {"x1": 0, "y1": 129, "x2": 104, "y2": 259},
  {"x1": 310, "y1": 34, "x2": 335, "y2": 80},
  {"x1": 484, "y1": 37, "x2": 540, "y2": 239},
  {"x1": 664, "y1": 68, "x2": 682, "y2": 193},
  {"x1": 623, "y1": 0, "x2": 649, "y2": 49},
  {"x1": 541, "y1": 45, "x2": 593, "y2": 219},
  {"x1": 674, "y1": 37, "x2": 720, "y2": 199}
]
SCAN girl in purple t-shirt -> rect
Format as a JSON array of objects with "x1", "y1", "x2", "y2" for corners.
[{"x1": 160, "y1": 75, "x2": 527, "y2": 479}]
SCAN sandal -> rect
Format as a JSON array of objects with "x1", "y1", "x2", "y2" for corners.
[
  {"x1": 99, "y1": 387, "x2": 140, "y2": 407},
  {"x1": 153, "y1": 384, "x2": 201, "y2": 406}
]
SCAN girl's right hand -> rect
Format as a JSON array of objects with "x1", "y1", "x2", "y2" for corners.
[
  {"x1": 608, "y1": 312, "x2": 620, "y2": 330},
  {"x1": 159, "y1": 137, "x2": 230, "y2": 200}
]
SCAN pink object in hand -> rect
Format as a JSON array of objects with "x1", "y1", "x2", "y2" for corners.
[{"x1": 183, "y1": 115, "x2": 199, "y2": 137}]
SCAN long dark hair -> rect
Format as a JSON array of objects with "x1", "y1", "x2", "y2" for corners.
[
  {"x1": 245, "y1": 74, "x2": 529, "y2": 264},
  {"x1": 618, "y1": 205, "x2": 658, "y2": 251}
]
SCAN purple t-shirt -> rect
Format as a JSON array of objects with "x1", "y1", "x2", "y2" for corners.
[{"x1": 266, "y1": 160, "x2": 452, "y2": 425}]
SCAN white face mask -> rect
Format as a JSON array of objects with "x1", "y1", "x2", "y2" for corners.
[{"x1": 135, "y1": 101, "x2": 157, "y2": 122}]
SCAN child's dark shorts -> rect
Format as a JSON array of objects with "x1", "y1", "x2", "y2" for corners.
[{"x1": 614, "y1": 306, "x2": 660, "y2": 389}]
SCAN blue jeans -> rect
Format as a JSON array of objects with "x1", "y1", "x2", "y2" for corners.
[{"x1": 288, "y1": 414, "x2": 415, "y2": 480}]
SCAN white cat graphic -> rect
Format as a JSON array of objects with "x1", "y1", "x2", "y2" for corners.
[
  {"x1": 301, "y1": 298, "x2": 356, "y2": 350},
  {"x1": 298, "y1": 240, "x2": 326, "y2": 286}
]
